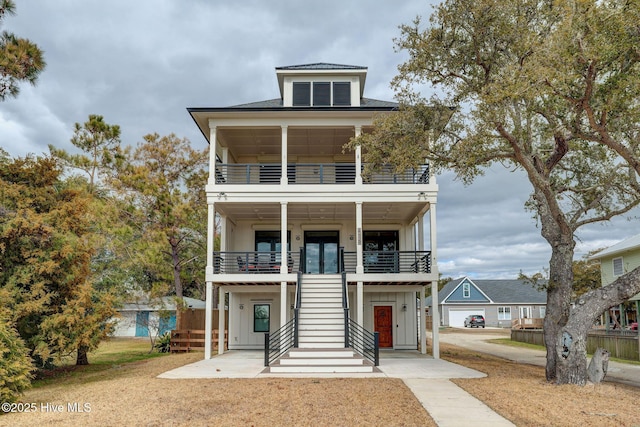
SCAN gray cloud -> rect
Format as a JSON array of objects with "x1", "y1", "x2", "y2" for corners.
[{"x1": 1, "y1": 1, "x2": 636, "y2": 280}]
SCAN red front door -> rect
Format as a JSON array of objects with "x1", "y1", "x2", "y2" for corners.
[{"x1": 374, "y1": 306, "x2": 393, "y2": 348}]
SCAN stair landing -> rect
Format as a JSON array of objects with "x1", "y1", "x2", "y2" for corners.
[{"x1": 263, "y1": 348, "x2": 377, "y2": 374}]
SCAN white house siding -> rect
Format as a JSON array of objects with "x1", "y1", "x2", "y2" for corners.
[
  {"x1": 112, "y1": 311, "x2": 137, "y2": 337},
  {"x1": 226, "y1": 219, "x2": 414, "y2": 254},
  {"x1": 364, "y1": 290, "x2": 418, "y2": 349},
  {"x1": 228, "y1": 290, "x2": 284, "y2": 350}
]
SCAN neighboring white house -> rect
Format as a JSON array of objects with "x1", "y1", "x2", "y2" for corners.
[
  {"x1": 589, "y1": 233, "x2": 640, "y2": 327},
  {"x1": 189, "y1": 63, "x2": 441, "y2": 366},
  {"x1": 112, "y1": 296, "x2": 205, "y2": 337}
]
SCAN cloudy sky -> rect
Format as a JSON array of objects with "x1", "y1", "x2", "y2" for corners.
[{"x1": 1, "y1": 1, "x2": 636, "y2": 279}]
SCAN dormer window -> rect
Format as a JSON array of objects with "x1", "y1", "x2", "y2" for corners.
[{"x1": 292, "y1": 81, "x2": 351, "y2": 107}]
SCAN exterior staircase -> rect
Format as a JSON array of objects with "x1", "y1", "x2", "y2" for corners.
[{"x1": 267, "y1": 274, "x2": 376, "y2": 374}]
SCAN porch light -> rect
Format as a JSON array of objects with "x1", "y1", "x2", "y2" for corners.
[
  {"x1": 402, "y1": 303, "x2": 407, "y2": 311},
  {"x1": 418, "y1": 192, "x2": 426, "y2": 200},
  {"x1": 239, "y1": 304, "x2": 244, "y2": 310}
]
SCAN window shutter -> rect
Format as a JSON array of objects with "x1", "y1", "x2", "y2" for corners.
[
  {"x1": 313, "y1": 82, "x2": 330, "y2": 106},
  {"x1": 333, "y1": 82, "x2": 351, "y2": 106},
  {"x1": 293, "y1": 82, "x2": 310, "y2": 106}
]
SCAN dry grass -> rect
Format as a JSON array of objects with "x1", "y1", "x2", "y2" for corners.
[
  {"x1": 0, "y1": 351, "x2": 434, "y2": 427},
  {"x1": 441, "y1": 343, "x2": 640, "y2": 427},
  {"x1": 1, "y1": 338, "x2": 639, "y2": 426}
]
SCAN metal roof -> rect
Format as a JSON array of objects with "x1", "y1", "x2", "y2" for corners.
[
  {"x1": 275, "y1": 63, "x2": 366, "y2": 71},
  {"x1": 589, "y1": 233, "x2": 640, "y2": 260}
]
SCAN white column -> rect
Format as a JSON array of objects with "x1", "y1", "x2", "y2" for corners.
[
  {"x1": 355, "y1": 202, "x2": 363, "y2": 274},
  {"x1": 421, "y1": 285, "x2": 427, "y2": 355},
  {"x1": 281, "y1": 125, "x2": 288, "y2": 185},
  {"x1": 204, "y1": 202, "x2": 215, "y2": 359},
  {"x1": 281, "y1": 201, "x2": 288, "y2": 328},
  {"x1": 355, "y1": 126, "x2": 363, "y2": 185},
  {"x1": 355, "y1": 201, "x2": 364, "y2": 324},
  {"x1": 218, "y1": 286, "x2": 225, "y2": 355},
  {"x1": 429, "y1": 204, "x2": 439, "y2": 359},
  {"x1": 357, "y1": 281, "x2": 363, "y2": 325},
  {"x1": 204, "y1": 283, "x2": 213, "y2": 359},
  {"x1": 418, "y1": 214, "x2": 425, "y2": 251},
  {"x1": 208, "y1": 126, "x2": 217, "y2": 186}
]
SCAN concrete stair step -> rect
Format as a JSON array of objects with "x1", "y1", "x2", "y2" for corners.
[
  {"x1": 298, "y1": 335, "x2": 344, "y2": 348},
  {"x1": 279, "y1": 358, "x2": 364, "y2": 366},
  {"x1": 298, "y1": 342, "x2": 345, "y2": 348},
  {"x1": 268, "y1": 365, "x2": 374, "y2": 373},
  {"x1": 288, "y1": 349, "x2": 355, "y2": 358}
]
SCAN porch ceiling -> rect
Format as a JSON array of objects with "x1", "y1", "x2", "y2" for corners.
[
  {"x1": 217, "y1": 127, "x2": 359, "y2": 159},
  {"x1": 215, "y1": 202, "x2": 427, "y2": 223}
]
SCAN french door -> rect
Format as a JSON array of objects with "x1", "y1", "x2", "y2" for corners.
[{"x1": 304, "y1": 231, "x2": 339, "y2": 274}]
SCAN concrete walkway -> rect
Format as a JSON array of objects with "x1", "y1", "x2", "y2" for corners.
[{"x1": 159, "y1": 350, "x2": 515, "y2": 426}]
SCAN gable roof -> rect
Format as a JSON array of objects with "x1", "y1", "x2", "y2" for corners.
[
  {"x1": 426, "y1": 277, "x2": 547, "y2": 306},
  {"x1": 588, "y1": 233, "x2": 640, "y2": 260}
]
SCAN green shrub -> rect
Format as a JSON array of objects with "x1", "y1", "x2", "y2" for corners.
[
  {"x1": 0, "y1": 317, "x2": 33, "y2": 403},
  {"x1": 154, "y1": 332, "x2": 172, "y2": 353}
]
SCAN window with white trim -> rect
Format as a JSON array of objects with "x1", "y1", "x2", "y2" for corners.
[
  {"x1": 612, "y1": 257, "x2": 624, "y2": 276},
  {"x1": 462, "y1": 282, "x2": 470, "y2": 298},
  {"x1": 498, "y1": 306, "x2": 511, "y2": 320},
  {"x1": 539, "y1": 306, "x2": 546, "y2": 318}
]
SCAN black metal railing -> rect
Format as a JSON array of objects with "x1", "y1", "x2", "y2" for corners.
[
  {"x1": 214, "y1": 162, "x2": 429, "y2": 185},
  {"x1": 213, "y1": 251, "x2": 299, "y2": 274},
  {"x1": 341, "y1": 271, "x2": 349, "y2": 348},
  {"x1": 264, "y1": 318, "x2": 296, "y2": 366},
  {"x1": 362, "y1": 164, "x2": 429, "y2": 184},
  {"x1": 348, "y1": 319, "x2": 379, "y2": 366},
  {"x1": 264, "y1": 270, "x2": 302, "y2": 366},
  {"x1": 342, "y1": 251, "x2": 431, "y2": 274},
  {"x1": 294, "y1": 269, "x2": 302, "y2": 347}
]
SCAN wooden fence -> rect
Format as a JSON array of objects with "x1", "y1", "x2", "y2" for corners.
[
  {"x1": 171, "y1": 309, "x2": 229, "y2": 352},
  {"x1": 170, "y1": 329, "x2": 227, "y2": 352},
  {"x1": 178, "y1": 308, "x2": 228, "y2": 330},
  {"x1": 511, "y1": 329, "x2": 640, "y2": 361}
]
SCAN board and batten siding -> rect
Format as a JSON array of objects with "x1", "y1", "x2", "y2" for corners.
[{"x1": 363, "y1": 291, "x2": 418, "y2": 350}]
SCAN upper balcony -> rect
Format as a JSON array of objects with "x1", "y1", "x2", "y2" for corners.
[{"x1": 215, "y1": 163, "x2": 429, "y2": 185}]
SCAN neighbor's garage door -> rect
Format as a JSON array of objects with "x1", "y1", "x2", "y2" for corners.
[{"x1": 448, "y1": 309, "x2": 485, "y2": 327}]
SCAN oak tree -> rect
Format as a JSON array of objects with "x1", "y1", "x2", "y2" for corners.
[{"x1": 351, "y1": 0, "x2": 640, "y2": 384}]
